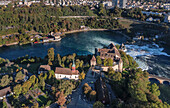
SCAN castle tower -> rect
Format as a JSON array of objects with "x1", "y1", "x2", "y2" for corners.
[{"x1": 90, "y1": 55, "x2": 96, "y2": 66}]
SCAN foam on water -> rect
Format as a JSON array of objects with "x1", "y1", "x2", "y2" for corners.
[
  {"x1": 135, "y1": 58, "x2": 149, "y2": 71},
  {"x1": 124, "y1": 43, "x2": 170, "y2": 71},
  {"x1": 125, "y1": 44, "x2": 170, "y2": 57},
  {"x1": 83, "y1": 36, "x2": 169, "y2": 71},
  {"x1": 84, "y1": 37, "x2": 120, "y2": 54}
]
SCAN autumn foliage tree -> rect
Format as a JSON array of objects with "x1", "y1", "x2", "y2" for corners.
[
  {"x1": 22, "y1": 80, "x2": 32, "y2": 94},
  {"x1": 89, "y1": 90, "x2": 96, "y2": 101},
  {"x1": 79, "y1": 71, "x2": 86, "y2": 80},
  {"x1": 83, "y1": 83, "x2": 92, "y2": 97},
  {"x1": 56, "y1": 91, "x2": 66, "y2": 106},
  {"x1": 48, "y1": 48, "x2": 54, "y2": 65}
]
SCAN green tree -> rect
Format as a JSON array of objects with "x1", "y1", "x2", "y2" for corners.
[
  {"x1": 29, "y1": 75, "x2": 36, "y2": 85},
  {"x1": 59, "y1": 80, "x2": 75, "y2": 96},
  {"x1": 112, "y1": 72, "x2": 122, "y2": 81},
  {"x1": 61, "y1": 56, "x2": 67, "y2": 64},
  {"x1": 98, "y1": 4, "x2": 107, "y2": 16},
  {"x1": 22, "y1": 81, "x2": 32, "y2": 94},
  {"x1": 15, "y1": 71, "x2": 25, "y2": 82},
  {"x1": 115, "y1": 44, "x2": 120, "y2": 50},
  {"x1": 96, "y1": 56, "x2": 102, "y2": 65},
  {"x1": 13, "y1": 84, "x2": 22, "y2": 98},
  {"x1": 2, "y1": 99, "x2": 7, "y2": 108},
  {"x1": 48, "y1": 48, "x2": 55, "y2": 65},
  {"x1": 93, "y1": 101, "x2": 104, "y2": 108},
  {"x1": 39, "y1": 77, "x2": 45, "y2": 90},
  {"x1": 128, "y1": 68, "x2": 149, "y2": 102},
  {"x1": 0, "y1": 75, "x2": 11, "y2": 87},
  {"x1": 56, "y1": 54, "x2": 61, "y2": 66},
  {"x1": 150, "y1": 83, "x2": 160, "y2": 97},
  {"x1": 103, "y1": 58, "x2": 107, "y2": 66},
  {"x1": 31, "y1": 102, "x2": 39, "y2": 108},
  {"x1": 108, "y1": 67, "x2": 115, "y2": 77},
  {"x1": 107, "y1": 58, "x2": 113, "y2": 66}
]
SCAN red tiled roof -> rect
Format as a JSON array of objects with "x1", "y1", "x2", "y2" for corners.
[
  {"x1": 98, "y1": 49, "x2": 110, "y2": 53},
  {"x1": 55, "y1": 67, "x2": 79, "y2": 75},
  {"x1": 0, "y1": 87, "x2": 11, "y2": 97},
  {"x1": 91, "y1": 55, "x2": 96, "y2": 61},
  {"x1": 39, "y1": 65, "x2": 51, "y2": 71}
]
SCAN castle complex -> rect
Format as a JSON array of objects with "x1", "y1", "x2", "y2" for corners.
[{"x1": 91, "y1": 43, "x2": 123, "y2": 72}]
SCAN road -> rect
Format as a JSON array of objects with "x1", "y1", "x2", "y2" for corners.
[
  {"x1": 59, "y1": 16, "x2": 96, "y2": 19},
  {"x1": 67, "y1": 68, "x2": 96, "y2": 108},
  {"x1": 106, "y1": 83, "x2": 116, "y2": 101}
]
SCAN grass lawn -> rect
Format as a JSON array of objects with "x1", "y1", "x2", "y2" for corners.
[{"x1": 118, "y1": 18, "x2": 136, "y2": 29}]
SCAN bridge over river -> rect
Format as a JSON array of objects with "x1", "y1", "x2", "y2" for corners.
[{"x1": 149, "y1": 74, "x2": 170, "y2": 85}]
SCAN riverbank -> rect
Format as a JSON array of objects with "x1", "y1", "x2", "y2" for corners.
[
  {"x1": 63, "y1": 29, "x2": 109, "y2": 34},
  {"x1": 0, "y1": 42, "x2": 18, "y2": 47},
  {"x1": 0, "y1": 29, "x2": 130, "y2": 48},
  {"x1": 63, "y1": 28, "x2": 131, "y2": 40}
]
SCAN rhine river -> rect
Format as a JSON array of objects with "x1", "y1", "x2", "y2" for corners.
[{"x1": 0, "y1": 31, "x2": 169, "y2": 78}]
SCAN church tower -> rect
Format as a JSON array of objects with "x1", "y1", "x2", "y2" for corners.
[{"x1": 72, "y1": 60, "x2": 76, "y2": 73}]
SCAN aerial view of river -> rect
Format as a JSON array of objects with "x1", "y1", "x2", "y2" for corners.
[{"x1": 0, "y1": 31, "x2": 169, "y2": 78}]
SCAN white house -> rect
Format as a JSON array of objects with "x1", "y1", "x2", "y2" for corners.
[
  {"x1": 164, "y1": 14, "x2": 170, "y2": 23},
  {"x1": 55, "y1": 67, "x2": 79, "y2": 80},
  {"x1": 55, "y1": 62, "x2": 79, "y2": 80},
  {"x1": 102, "y1": 1, "x2": 112, "y2": 7}
]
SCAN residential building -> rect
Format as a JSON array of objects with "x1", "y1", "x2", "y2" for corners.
[
  {"x1": 114, "y1": 0, "x2": 127, "y2": 8},
  {"x1": 38, "y1": 65, "x2": 51, "y2": 74},
  {"x1": 164, "y1": 14, "x2": 170, "y2": 23},
  {"x1": 103, "y1": 1, "x2": 113, "y2": 7},
  {"x1": 0, "y1": 1, "x2": 11, "y2": 6},
  {"x1": 119, "y1": 0, "x2": 127, "y2": 8},
  {"x1": 142, "y1": 11, "x2": 162, "y2": 16},
  {"x1": 0, "y1": 87, "x2": 13, "y2": 100},
  {"x1": 164, "y1": 3, "x2": 170, "y2": 10}
]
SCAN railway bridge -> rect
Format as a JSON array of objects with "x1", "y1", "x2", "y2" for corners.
[{"x1": 149, "y1": 74, "x2": 170, "y2": 85}]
